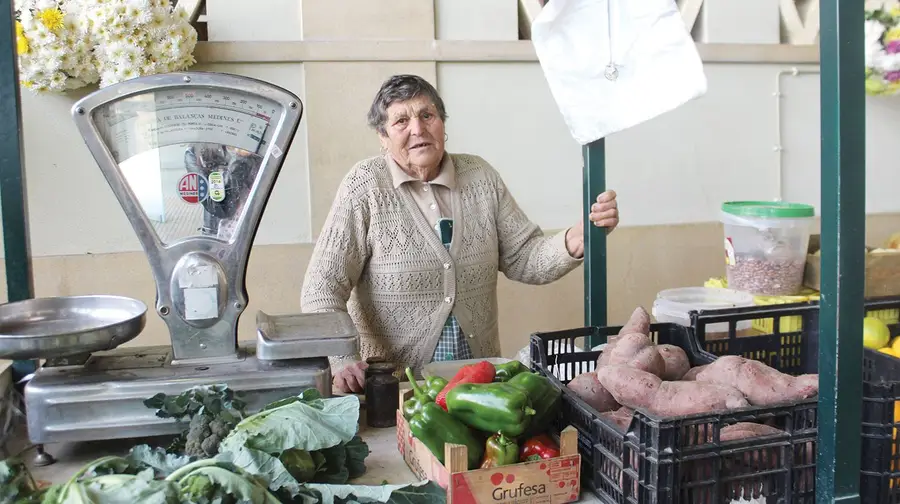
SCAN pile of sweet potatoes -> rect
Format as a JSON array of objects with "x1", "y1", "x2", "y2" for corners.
[
  {"x1": 562, "y1": 307, "x2": 819, "y2": 501},
  {"x1": 566, "y1": 306, "x2": 820, "y2": 432}
]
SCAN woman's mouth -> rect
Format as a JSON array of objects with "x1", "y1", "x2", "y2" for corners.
[{"x1": 409, "y1": 142, "x2": 430, "y2": 150}]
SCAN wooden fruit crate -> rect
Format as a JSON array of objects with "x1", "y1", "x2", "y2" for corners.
[{"x1": 395, "y1": 388, "x2": 582, "y2": 504}]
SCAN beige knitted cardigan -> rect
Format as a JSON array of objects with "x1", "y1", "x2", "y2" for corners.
[{"x1": 300, "y1": 153, "x2": 583, "y2": 374}]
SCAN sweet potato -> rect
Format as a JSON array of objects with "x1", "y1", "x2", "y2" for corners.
[
  {"x1": 682, "y1": 365, "x2": 707, "y2": 381},
  {"x1": 619, "y1": 307, "x2": 651, "y2": 336},
  {"x1": 596, "y1": 332, "x2": 666, "y2": 377},
  {"x1": 597, "y1": 365, "x2": 749, "y2": 417},
  {"x1": 720, "y1": 422, "x2": 784, "y2": 442},
  {"x1": 567, "y1": 371, "x2": 619, "y2": 413},
  {"x1": 657, "y1": 344, "x2": 691, "y2": 380},
  {"x1": 600, "y1": 406, "x2": 635, "y2": 431},
  {"x1": 695, "y1": 355, "x2": 819, "y2": 406}
]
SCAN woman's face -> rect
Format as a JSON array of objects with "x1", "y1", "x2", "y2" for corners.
[{"x1": 379, "y1": 95, "x2": 445, "y2": 176}]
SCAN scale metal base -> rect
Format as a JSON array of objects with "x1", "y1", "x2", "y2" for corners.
[{"x1": 25, "y1": 342, "x2": 331, "y2": 445}]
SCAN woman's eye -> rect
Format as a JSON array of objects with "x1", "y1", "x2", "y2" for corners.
[{"x1": 422, "y1": 112, "x2": 433, "y2": 119}]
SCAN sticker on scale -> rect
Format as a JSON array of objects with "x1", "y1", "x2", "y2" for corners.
[
  {"x1": 724, "y1": 237, "x2": 736, "y2": 266},
  {"x1": 208, "y1": 171, "x2": 226, "y2": 203},
  {"x1": 177, "y1": 173, "x2": 209, "y2": 204}
]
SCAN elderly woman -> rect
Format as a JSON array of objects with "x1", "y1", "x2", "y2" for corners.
[{"x1": 301, "y1": 74, "x2": 619, "y2": 393}]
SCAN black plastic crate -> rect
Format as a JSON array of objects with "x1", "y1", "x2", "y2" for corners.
[
  {"x1": 688, "y1": 296, "x2": 900, "y2": 503},
  {"x1": 530, "y1": 322, "x2": 817, "y2": 504}
]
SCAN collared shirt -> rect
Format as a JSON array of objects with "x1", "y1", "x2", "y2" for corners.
[
  {"x1": 385, "y1": 153, "x2": 456, "y2": 229},
  {"x1": 385, "y1": 154, "x2": 472, "y2": 362}
]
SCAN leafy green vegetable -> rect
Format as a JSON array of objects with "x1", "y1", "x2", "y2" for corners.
[
  {"x1": 165, "y1": 459, "x2": 280, "y2": 504},
  {"x1": 299, "y1": 480, "x2": 447, "y2": 504},
  {"x1": 215, "y1": 390, "x2": 370, "y2": 497},
  {"x1": 220, "y1": 392, "x2": 359, "y2": 454},
  {"x1": 126, "y1": 445, "x2": 196, "y2": 478},
  {"x1": 143, "y1": 385, "x2": 248, "y2": 457},
  {"x1": 0, "y1": 458, "x2": 36, "y2": 502}
]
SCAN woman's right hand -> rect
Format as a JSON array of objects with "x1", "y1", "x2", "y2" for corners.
[{"x1": 333, "y1": 360, "x2": 369, "y2": 394}]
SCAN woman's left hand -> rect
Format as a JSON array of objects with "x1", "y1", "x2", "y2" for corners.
[{"x1": 565, "y1": 190, "x2": 619, "y2": 258}]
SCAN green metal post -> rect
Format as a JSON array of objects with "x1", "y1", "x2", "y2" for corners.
[
  {"x1": 817, "y1": 0, "x2": 866, "y2": 501},
  {"x1": 583, "y1": 139, "x2": 607, "y2": 346},
  {"x1": 0, "y1": 0, "x2": 38, "y2": 379}
]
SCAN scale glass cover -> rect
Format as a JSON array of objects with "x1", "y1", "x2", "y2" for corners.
[{"x1": 72, "y1": 72, "x2": 304, "y2": 362}]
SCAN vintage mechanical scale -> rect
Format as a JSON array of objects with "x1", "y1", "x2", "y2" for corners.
[{"x1": 0, "y1": 72, "x2": 357, "y2": 462}]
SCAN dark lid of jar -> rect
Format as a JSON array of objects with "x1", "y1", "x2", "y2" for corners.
[{"x1": 367, "y1": 361, "x2": 396, "y2": 374}]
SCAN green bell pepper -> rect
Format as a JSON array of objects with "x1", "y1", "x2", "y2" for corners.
[
  {"x1": 507, "y1": 371, "x2": 561, "y2": 437},
  {"x1": 494, "y1": 361, "x2": 529, "y2": 382},
  {"x1": 402, "y1": 376, "x2": 448, "y2": 418},
  {"x1": 404, "y1": 368, "x2": 484, "y2": 469},
  {"x1": 480, "y1": 433, "x2": 519, "y2": 468},
  {"x1": 425, "y1": 376, "x2": 448, "y2": 401},
  {"x1": 445, "y1": 382, "x2": 536, "y2": 438}
]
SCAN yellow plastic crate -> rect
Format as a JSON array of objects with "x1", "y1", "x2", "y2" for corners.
[
  {"x1": 703, "y1": 277, "x2": 817, "y2": 334},
  {"x1": 868, "y1": 307, "x2": 900, "y2": 325},
  {"x1": 752, "y1": 292, "x2": 819, "y2": 333}
]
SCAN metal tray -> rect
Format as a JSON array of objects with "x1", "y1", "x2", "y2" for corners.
[
  {"x1": 256, "y1": 310, "x2": 359, "y2": 361},
  {"x1": 0, "y1": 295, "x2": 147, "y2": 360}
]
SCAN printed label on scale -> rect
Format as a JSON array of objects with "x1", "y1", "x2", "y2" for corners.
[
  {"x1": 177, "y1": 173, "x2": 209, "y2": 204},
  {"x1": 208, "y1": 171, "x2": 226, "y2": 202}
]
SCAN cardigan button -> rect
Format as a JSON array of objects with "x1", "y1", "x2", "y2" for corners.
[
  {"x1": 468, "y1": 333, "x2": 475, "y2": 339},
  {"x1": 443, "y1": 263, "x2": 450, "y2": 269},
  {"x1": 444, "y1": 296, "x2": 453, "y2": 304}
]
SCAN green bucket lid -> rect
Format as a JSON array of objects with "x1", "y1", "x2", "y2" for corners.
[{"x1": 721, "y1": 201, "x2": 815, "y2": 219}]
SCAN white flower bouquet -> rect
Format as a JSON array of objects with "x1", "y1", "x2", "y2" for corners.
[{"x1": 14, "y1": 0, "x2": 198, "y2": 93}]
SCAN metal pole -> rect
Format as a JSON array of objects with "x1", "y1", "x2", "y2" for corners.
[
  {"x1": 816, "y1": 0, "x2": 866, "y2": 501},
  {"x1": 0, "y1": 0, "x2": 37, "y2": 379},
  {"x1": 583, "y1": 139, "x2": 607, "y2": 346}
]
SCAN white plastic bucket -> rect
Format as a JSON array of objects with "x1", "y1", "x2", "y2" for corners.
[{"x1": 652, "y1": 287, "x2": 756, "y2": 334}]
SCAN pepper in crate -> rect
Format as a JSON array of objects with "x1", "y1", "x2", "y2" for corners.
[
  {"x1": 435, "y1": 360, "x2": 496, "y2": 410},
  {"x1": 493, "y1": 360, "x2": 529, "y2": 382},
  {"x1": 424, "y1": 376, "x2": 448, "y2": 401},
  {"x1": 445, "y1": 382, "x2": 536, "y2": 437},
  {"x1": 480, "y1": 433, "x2": 519, "y2": 469},
  {"x1": 519, "y1": 434, "x2": 560, "y2": 462},
  {"x1": 507, "y1": 371, "x2": 561, "y2": 437},
  {"x1": 403, "y1": 368, "x2": 484, "y2": 469}
]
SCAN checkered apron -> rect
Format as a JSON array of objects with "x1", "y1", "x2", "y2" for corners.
[{"x1": 431, "y1": 217, "x2": 473, "y2": 362}]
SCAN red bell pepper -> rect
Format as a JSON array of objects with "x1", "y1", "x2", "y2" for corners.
[
  {"x1": 435, "y1": 360, "x2": 496, "y2": 411},
  {"x1": 519, "y1": 434, "x2": 560, "y2": 462}
]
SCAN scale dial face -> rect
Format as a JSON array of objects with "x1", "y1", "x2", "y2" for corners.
[{"x1": 91, "y1": 87, "x2": 282, "y2": 244}]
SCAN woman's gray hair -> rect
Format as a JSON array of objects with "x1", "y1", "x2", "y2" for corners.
[{"x1": 367, "y1": 74, "x2": 448, "y2": 135}]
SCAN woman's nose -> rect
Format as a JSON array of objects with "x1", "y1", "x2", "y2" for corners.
[{"x1": 409, "y1": 117, "x2": 426, "y2": 134}]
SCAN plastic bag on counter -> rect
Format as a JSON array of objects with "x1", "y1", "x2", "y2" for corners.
[{"x1": 530, "y1": 0, "x2": 707, "y2": 144}]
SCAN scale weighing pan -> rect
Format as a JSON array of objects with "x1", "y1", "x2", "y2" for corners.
[{"x1": 0, "y1": 295, "x2": 146, "y2": 360}]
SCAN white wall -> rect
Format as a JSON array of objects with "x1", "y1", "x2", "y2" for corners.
[{"x1": 8, "y1": 60, "x2": 900, "y2": 258}]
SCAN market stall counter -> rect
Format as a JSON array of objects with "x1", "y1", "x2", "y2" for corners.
[{"x1": 4, "y1": 387, "x2": 602, "y2": 504}]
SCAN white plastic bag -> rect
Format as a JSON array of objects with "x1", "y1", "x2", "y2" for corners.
[{"x1": 531, "y1": 0, "x2": 707, "y2": 144}]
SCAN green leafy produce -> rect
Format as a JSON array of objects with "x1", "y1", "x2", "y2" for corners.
[
  {"x1": 215, "y1": 389, "x2": 371, "y2": 498},
  {"x1": 2, "y1": 386, "x2": 448, "y2": 504},
  {"x1": 0, "y1": 458, "x2": 36, "y2": 502},
  {"x1": 165, "y1": 459, "x2": 281, "y2": 504},
  {"x1": 143, "y1": 384, "x2": 248, "y2": 457}
]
